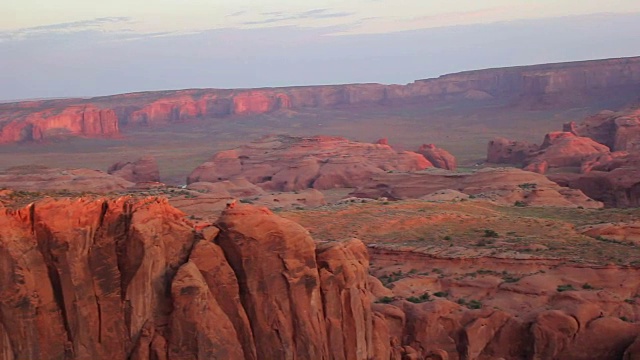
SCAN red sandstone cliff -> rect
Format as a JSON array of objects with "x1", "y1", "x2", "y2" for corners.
[
  {"x1": 1, "y1": 56, "x2": 639, "y2": 144},
  {"x1": 0, "y1": 198, "x2": 385, "y2": 359}
]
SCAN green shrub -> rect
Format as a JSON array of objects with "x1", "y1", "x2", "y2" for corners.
[
  {"x1": 406, "y1": 293, "x2": 431, "y2": 303},
  {"x1": 557, "y1": 284, "x2": 575, "y2": 292},
  {"x1": 433, "y1": 291, "x2": 449, "y2": 298},
  {"x1": 467, "y1": 300, "x2": 483, "y2": 309},
  {"x1": 376, "y1": 296, "x2": 394, "y2": 304},
  {"x1": 483, "y1": 229, "x2": 499, "y2": 238}
]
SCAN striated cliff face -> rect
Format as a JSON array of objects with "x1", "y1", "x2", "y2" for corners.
[
  {"x1": 3, "y1": 198, "x2": 640, "y2": 359},
  {"x1": 1, "y1": 56, "x2": 640, "y2": 144},
  {"x1": 0, "y1": 198, "x2": 386, "y2": 360},
  {"x1": 0, "y1": 105, "x2": 119, "y2": 143}
]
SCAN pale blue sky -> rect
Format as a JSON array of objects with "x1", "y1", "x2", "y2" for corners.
[
  {"x1": 4, "y1": 0, "x2": 640, "y2": 35},
  {"x1": 2, "y1": 1, "x2": 640, "y2": 100}
]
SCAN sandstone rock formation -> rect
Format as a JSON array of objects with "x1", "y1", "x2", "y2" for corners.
[
  {"x1": 365, "y1": 245, "x2": 640, "y2": 360},
  {"x1": 487, "y1": 132, "x2": 610, "y2": 173},
  {"x1": 531, "y1": 131, "x2": 610, "y2": 169},
  {"x1": 0, "y1": 198, "x2": 385, "y2": 359},
  {"x1": 487, "y1": 137, "x2": 539, "y2": 164},
  {"x1": 416, "y1": 144, "x2": 457, "y2": 170},
  {"x1": 351, "y1": 167, "x2": 601, "y2": 208},
  {"x1": 107, "y1": 156, "x2": 161, "y2": 183},
  {"x1": 549, "y1": 168, "x2": 640, "y2": 208},
  {"x1": 580, "y1": 151, "x2": 640, "y2": 173},
  {"x1": 0, "y1": 166, "x2": 134, "y2": 193},
  {"x1": 3, "y1": 197, "x2": 640, "y2": 359},
  {"x1": 2, "y1": 56, "x2": 639, "y2": 144},
  {"x1": 0, "y1": 104, "x2": 119, "y2": 143},
  {"x1": 187, "y1": 135, "x2": 432, "y2": 191},
  {"x1": 567, "y1": 107, "x2": 640, "y2": 151}
]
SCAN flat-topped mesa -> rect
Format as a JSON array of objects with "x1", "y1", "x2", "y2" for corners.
[
  {"x1": 2, "y1": 56, "x2": 640, "y2": 144},
  {"x1": 187, "y1": 135, "x2": 433, "y2": 191},
  {"x1": 0, "y1": 105, "x2": 119, "y2": 143}
]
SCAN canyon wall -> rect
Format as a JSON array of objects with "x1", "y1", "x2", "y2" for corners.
[
  {"x1": 2, "y1": 198, "x2": 640, "y2": 359},
  {"x1": 1, "y1": 56, "x2": 640, "y2": 143},
  {"x1": 0, "y1": 198, "x2": 386, "y2": 360}
]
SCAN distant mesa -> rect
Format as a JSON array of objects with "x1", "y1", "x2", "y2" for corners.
[{"x1": 1, "y1": 56, "x2": 640, "y2": 144}]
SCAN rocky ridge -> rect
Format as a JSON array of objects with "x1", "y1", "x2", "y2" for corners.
[{"x1": 186, "y1": 135, "x2": 432, "y2": 191}]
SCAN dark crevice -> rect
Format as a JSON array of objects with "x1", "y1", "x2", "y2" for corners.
[
  {"x1": 33, "y1": 224, "x2": 74, "y2": 354},
  {"x1": 97, "y1": 299, "x2": 102, "y2": 343},
  {"x1": 28, "y1": 203, "x2": 35, "y2": 234},
  {"x1": 98, "y1": 201, "x2": 109, "y2": 228}
]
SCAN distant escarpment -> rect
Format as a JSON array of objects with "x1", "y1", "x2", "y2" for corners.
[{"x1": 2, "y1": 56, "x2": 640, "y2": 143}]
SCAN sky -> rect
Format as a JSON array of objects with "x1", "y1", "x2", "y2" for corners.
[{"x1": 2, "y1": 0, "x2": 640, "y2": 100}]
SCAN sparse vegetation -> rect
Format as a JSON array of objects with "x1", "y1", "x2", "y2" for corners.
[
  {"x1": 376, "y1": 296, "x2": 395, "y2": 304},
  {"x1": 406, "y1": 293, "x2": 431, "y2": 303},
  {"x1": 557, "y1": 284, "x2": 576, "y2": 292},
  {"x1": 483, "y1": 229, "x2": 499, "y2": 238},
  {"x1": 518, "y1": 183, "x2": 537, "y2": 190}
]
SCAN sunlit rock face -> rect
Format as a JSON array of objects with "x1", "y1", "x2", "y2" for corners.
[{"x1": 2, "y1": 56, "x2": 640, "y2": 143}]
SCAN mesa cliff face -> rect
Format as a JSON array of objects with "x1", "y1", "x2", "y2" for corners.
[{"x1": 2, "y1": 56, "x2": 639, "y2": 144}]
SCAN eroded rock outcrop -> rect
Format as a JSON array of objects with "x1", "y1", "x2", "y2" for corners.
[
  {"x1": 549, "y1": 168, "x2": 640, "y2": 207},
  {"x1": 487, "y1": 137, "x2": 539, "y2": 164},
  {"x1": 0, "y1": 199, "x2": 385, "y2": 359},
  {"x1": 351, "y1": 167, "x2": 601, "y2": 208},
  {"x1": 108, "y1": 156, "x2": 161, "y2": 183},
  {"x1": 187, "y1": 135, "x2": 432, "y2": 191},
  {"x1": 568, "y1": 108, "x2": 640, "y2": 151},
  {"x1": 487, "y1": 132, "x2": 610, "y2": 173},
  {"x1": 0, "y1": 166, "x2": 134, "y2": 193},
  {"x1": 416, "y1": 144, "x2": 457, "y2": 171}
]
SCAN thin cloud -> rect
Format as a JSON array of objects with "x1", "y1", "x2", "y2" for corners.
[
  {"x1": 229, "y1": 11, "x2": 248, "y2": 17},
  {"x1": 0, "y1": 17, "x2": 132, "y2": 42},
  {"x1": 243, "y1": 8, "x2": 355, "y2": 25}
]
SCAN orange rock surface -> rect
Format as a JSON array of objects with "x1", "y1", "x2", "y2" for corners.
[
  {"x1": 107, "y1": 156, "x2": 161, "y2": 183},
  {"x1": 187, "y1": 135, "x2": 432, "y2": 191},
  {"x1": 416, "y1": 144, "x2": 457, "y2": 170},
  {"x1": 350, "y1": 167, "x2": 601, "y2": 208}
]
